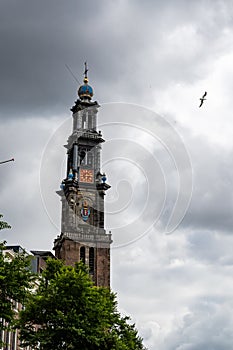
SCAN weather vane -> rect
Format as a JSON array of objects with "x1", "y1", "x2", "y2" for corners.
[{"x1": 84, "y1": 61, "x2": 88, "y2": 78}]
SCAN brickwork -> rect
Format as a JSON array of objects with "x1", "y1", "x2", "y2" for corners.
[
  {"x1": 95, "y1": 247, "x2": 111, "y2": 287},
  {"x1": 54, "y1": 238, "x2": 111, "y2": 288}
]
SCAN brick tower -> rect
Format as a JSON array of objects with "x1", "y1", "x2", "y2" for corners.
[{"x1": 54, "y1": 63, "x2": 112, "y2": 287}]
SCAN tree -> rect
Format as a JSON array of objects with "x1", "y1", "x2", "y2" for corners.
[
  {"x1": 0, "y1": 244, "x2": 34, "y2": 321},
  {"x1": 0, "y1": 214, "x2": 35, "y2": 347},
  {"x1": 0, "y1": 213, "x2": 11, "y2": 230},
  {"x1": 17, "y1": 259, "x2": 147, "y2": 350}
]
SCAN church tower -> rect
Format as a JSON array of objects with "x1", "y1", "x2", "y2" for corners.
[{"x1": 53, "y1": 63, "x2": 112, "y2": 288}]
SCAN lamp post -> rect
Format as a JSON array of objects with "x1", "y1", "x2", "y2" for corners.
[{"x1": 0, "y1": 158, "x2": 14, "y2": 165}]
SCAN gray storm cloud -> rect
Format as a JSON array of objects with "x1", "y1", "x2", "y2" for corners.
[{"x1": 1, "y1": 1, "x2": 233, "y2": 348}]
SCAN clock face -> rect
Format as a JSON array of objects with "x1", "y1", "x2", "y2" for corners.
[{"x1": 79, "y1": 169, "x2": 94, "y2": 183}]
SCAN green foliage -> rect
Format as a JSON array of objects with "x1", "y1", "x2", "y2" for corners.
[
  {"x1": 0, "y1": 214, "x2": 11, "y2": 230},
  {"x1": 0, "y1": 241, "x2": 35, "y2": 346},
  {"x1": 17, "y1": 259, "x2": 146, "y2": 350}
]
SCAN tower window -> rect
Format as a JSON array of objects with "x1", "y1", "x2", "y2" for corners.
[
  {"x1": 80, "y1": 246, "x2": 85, "y2": 264},
  {"x1": 82, "y1": 114, "x2": 86, "y2": 129},
  {"x1": 88, "y1": 112, "x2": 93, "y2": 129},
  {"x1": 79, "y1": 148, "x2": 89, "y2": 165},
  {"x1": 89, "y1": 247, "x2": 95, "y2": 274},
  {"x1": 87, "y1": 152, "x2": 93, "y2": 167}
]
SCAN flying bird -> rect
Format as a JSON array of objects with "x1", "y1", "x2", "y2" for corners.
[{"x1": 199, "y1": 91, "x2": 207, "y2": 107}]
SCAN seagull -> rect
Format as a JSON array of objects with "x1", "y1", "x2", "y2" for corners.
[{"x1": 199, "y1": 91, "x2": 207, "y2": 107}]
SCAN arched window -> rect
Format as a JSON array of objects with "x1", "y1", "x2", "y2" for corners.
[
  {"x1": 89, "y1": 247, "x2": 95, "y2": 274},
  {"x1": 80, "y1": 246, "x2": 85, "y2": 264},
  {"x1": 88, "y1": 112, "x2": 93, "y2": 129},
  {"x1": 87, "y1": 152, "x2": 93, "y2": 167},
  {"x1": 82, "y1": 111, "x2": 87, "y2": 129}
]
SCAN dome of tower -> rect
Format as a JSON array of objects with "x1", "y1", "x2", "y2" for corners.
[{"x1": 78, "y1": 77, "x2": 94, "y2": 100}]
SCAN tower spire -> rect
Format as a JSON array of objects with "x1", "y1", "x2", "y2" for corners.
[{"x1": 84, "y1": 61, "x2": 88, "y2": 83}]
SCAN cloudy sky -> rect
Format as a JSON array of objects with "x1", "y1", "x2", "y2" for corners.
[{"x1": 1, "y1": 0, "x2": 233, "y2": 348}]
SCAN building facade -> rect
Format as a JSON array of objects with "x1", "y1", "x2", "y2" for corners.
[
  {"x1": 1, "y1": 246, "x2": 50, "y2": 350},
  {"x1": 54, "y1": 64, "x2": 112, "y2": 287}
]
